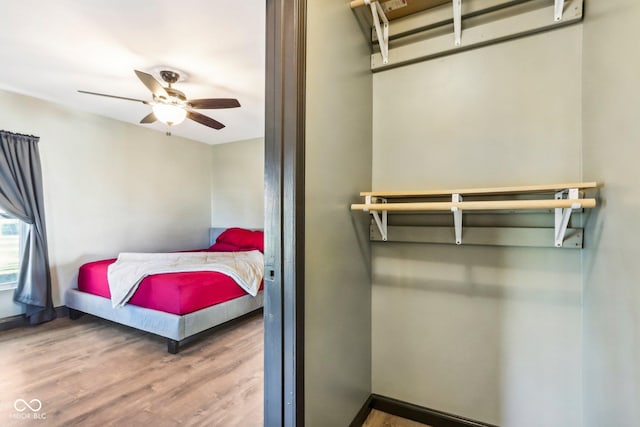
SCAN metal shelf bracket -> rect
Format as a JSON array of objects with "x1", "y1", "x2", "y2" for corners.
[
  {"x1": 453, "y1": 0, "x2": 462, "y2": 46},
  {"x1": 365, "y1": 195, "x2": 388, "y2": 241},
  {"x1": 554, "y1": 0, "x2": 564, "y2": 21},
  {"x1": 554, "y1": 188, "x2": 581, "y2": 247},
  {"x1": 451, "y1": 193, "x2": 463, "y2": 244},
  {"x1": 366, "y1": 0, "x2": 389, "y2": 64}
]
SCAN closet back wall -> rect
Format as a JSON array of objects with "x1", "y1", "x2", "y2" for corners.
[
  {"x1": 0, "y1": 89, "x2": 213, "y2": 318},
  {"x1": 371, "y1": 27, "x2": 583, "y2": 426}
]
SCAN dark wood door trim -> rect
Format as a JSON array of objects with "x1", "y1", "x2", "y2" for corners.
[{"x1": 264, "y1": 0, "x2": 306, "y2": 425}]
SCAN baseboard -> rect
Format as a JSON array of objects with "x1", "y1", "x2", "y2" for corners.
[
  {"x1": 351, "y1": 393, "x2": 498, "y2": 427},
  {"x1": 0, "y1": 306, "x2": 69, "y2": 331},
  {"x1": 349, "y1": 395, "x2": 374, "y2": 427}
]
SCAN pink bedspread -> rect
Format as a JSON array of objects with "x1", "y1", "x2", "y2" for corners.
[{"x1": 78, "y1": 258, "x2": 262, "y2": 315}]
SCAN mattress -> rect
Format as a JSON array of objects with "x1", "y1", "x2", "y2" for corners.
[{"x1": 78, "y1": 258, "x2": 261, "y2": 315}]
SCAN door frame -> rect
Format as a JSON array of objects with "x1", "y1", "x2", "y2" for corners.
[{"x1": 264, "y1": 0, "x2": 306, "y2": 425}]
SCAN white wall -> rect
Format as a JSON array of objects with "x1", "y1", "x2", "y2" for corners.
[
  {"x1": 211, "y1": 137, "x2": 264, "y2": 229},
  {"x1": 304, "y1": 0, "x2": 373, "y2": 425},
  {"x1": 582, "y1": 1, "x2": 640, "y2": 425},
  {"x1": 0, "y1": 89, "x2": 213, "y2": 317},
  {"x1": 371, "y1": 27, "x2": 583, "y2": 426}
]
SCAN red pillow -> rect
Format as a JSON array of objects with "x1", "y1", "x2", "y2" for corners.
[
  {"x1": 216, "y1": 227, "x2": 254, "y2": 247},
  {"x1": 215, "y1": 228, "x2": 264, "y2": 252},
  {"x1": 207, "y1": 242, "x2": 241, "y2": 252},
  {"x1": 244, "y1": 230, "x2": 264, "y2": 252}
]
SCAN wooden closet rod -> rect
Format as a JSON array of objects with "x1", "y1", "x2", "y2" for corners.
[{"x1": 351, "y1": 198, "x2": 597, "y2": 212}]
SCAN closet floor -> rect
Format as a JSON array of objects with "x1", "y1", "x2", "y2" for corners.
[{"x1": 363, "y1": 409, "x2": 432, "y2": 427}]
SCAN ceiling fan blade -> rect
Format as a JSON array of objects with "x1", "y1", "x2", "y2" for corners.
[
  {"x1": 78, "y1": 90, "x2": 148, "y2": 104},
  {"x1": 187, "y1": 111, "x2": 225, "y2": 130},
  {"x1": 140, "y1": 112, "x2": 157, "y2": 124},
  {"x1": 188, "y1": 98, "x2": 241, "y2": 109},
  {"x1": 134, "y1": 70, "x2": 168, "y2": 97}
]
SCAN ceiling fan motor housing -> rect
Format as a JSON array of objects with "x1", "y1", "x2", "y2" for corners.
[{"x1": 162, "y1": 87, "x2": 187, "y2": 102}]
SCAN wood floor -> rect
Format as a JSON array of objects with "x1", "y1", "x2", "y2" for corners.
[
  {"x1": 363, "y1": 409, "x2": 432, "y2": 427},
  {"x1": 0, "y1": 312, "x2": 263, "y2": 427}
]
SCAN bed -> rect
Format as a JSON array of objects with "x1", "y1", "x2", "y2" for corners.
[{"x1": 65, "y1": 227, "x2": 264, "y2": 354}]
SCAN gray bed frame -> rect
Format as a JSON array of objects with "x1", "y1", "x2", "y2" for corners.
[{"x1": 65, "y1": 228, "x2": 264, "y2": 354}]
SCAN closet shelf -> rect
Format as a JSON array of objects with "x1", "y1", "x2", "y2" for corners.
[
  {"x1": 350, "y1": 0, "x2": 582, "y2": 72},
  {"x1": 351, "y1": 182, "x2": 598, "y2": 248},
  {"x1": 359, "y1": 182, "x2": 598, "y2": 198}
]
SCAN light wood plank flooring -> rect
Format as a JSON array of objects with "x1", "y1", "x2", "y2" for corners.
[
  {"x1": 0, "y1": 312, "x2": 263, "y2": 427},
  {"x1": 363, "y1": 409, "x2": 432, "y2": 427}
]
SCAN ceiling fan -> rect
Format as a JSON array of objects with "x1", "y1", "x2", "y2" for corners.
[{"x1": 78, "y1": 70, "x2": 240, "y2": 131}]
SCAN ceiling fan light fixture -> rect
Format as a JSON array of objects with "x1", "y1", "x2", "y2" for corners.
[
  {"x1": 152, "y1": 102, "x2": 187, "y2": 126},
  {"x1": 78, "y1": 69, "x2": 240, "y2": 131}
]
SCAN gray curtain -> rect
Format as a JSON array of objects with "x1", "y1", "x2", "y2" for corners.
[{"x1": 0, "y1": 130, "x2": 55, "y2": 324}]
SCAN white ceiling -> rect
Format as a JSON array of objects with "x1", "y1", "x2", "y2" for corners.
[{"x1": 0, "y1": 0, "x2": 265, "y2": 145}]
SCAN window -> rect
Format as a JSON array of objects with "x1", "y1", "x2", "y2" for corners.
[{"x1": 0, "y1": 210, "x2": 22, "y2": 291}]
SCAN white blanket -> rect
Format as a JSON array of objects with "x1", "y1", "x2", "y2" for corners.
[{"x1": 107, "y1": 251, "x2": 264, "y2": 308}]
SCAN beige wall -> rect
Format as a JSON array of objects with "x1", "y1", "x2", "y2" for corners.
[
  {"x1": 211, "y1": 137, "x2": 264, "y2": 229},
  {"x1": 582, "y1": 1, "x2": 640, "y2": 425},
  {"x1": 304, "y1": 0, "x2": 373, "y2": 424},
  {"x1": 371, "y1": 27, "x2": 583, "y2": 426},
  {"x1": 0, "y1": 89, "x2": 213, "y2": 317}
]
